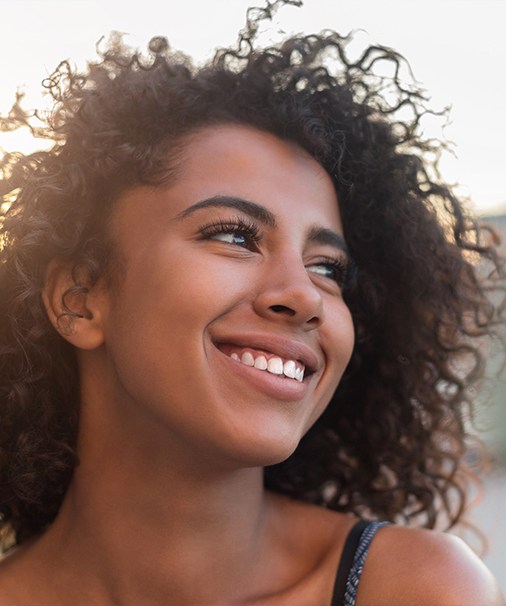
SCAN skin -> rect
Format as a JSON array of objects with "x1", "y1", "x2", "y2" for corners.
[{"x1": 0, "y1": 125, "x2": 504, "y2": 606}]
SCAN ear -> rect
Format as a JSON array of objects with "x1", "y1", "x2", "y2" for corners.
[{"x1": 42, "y1": 259, "x2": 107, "y2": 350}]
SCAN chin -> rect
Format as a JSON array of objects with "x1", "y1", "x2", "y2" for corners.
[{"x1": 224, "y1": 429, "x2": 302, "y2": 469}]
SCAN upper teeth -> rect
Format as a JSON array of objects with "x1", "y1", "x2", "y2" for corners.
[{"x1": 230, "y1": 351, "x2": 305, "y2": 382}]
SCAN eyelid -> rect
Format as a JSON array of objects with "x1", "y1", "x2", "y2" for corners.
[
  {"x1": 306, "y1": 254, "x2": 356, "y2": 290},
  {"x1": 197, "y1": 216, "x2": 262, "y2": 249},
  {"x1": 198, "y1": 215, "x2": 260, "y2": 233},
  {"x1": 196, "y1": 216, "x2": 356, "y2": 286}
]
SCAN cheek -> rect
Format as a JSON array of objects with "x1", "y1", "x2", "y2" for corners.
[
  {"x1": 300, "y1": 303, "x2": 354, "y2": 433},
  {"x1": 118, "y1": 243, "x2": 251, "y2": 313},
  {"x1": 324, "y1": 302, "x2": 355, "y2": 380},
  {"x1": 103, "y1": 246, "x2": 255, "y2": 370}
]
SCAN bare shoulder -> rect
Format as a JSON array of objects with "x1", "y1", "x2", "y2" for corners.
[{"x1": 357, "y1": 524, "x2": 505, "y2": 606}]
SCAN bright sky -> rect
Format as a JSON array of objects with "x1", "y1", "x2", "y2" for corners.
[{"x1": 1, "y1": 0, "x2": 505, "y2": 214}]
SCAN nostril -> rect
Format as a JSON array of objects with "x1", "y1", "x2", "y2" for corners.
[
  {"x1": 269, "y1": 304, "x2": 296, "y2": 316},
  {"x1": 306, "y1": 316, "x2": 320, "y2": 328}
]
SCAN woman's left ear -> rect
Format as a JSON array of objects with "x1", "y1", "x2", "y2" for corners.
[{"x1": 42, "y1": 259, "x2": 108, "y2": 350}]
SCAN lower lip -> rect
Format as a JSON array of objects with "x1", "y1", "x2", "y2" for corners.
[{"x1": 215, "y1": 347, "x2": 311, "y2": 402}]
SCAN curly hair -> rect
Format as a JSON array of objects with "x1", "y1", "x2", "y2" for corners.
[{"x1": 0, "y1": 0, "x2": 503, "y2": 549}]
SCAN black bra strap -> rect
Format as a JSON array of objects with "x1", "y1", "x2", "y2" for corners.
[{"x1": 330, "y1": 519, "x2": 369, "y2": 606}]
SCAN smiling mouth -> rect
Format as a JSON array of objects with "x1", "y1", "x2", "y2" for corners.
[{"x1": 217, "y1": 344, "x2": 309, "y2": 382}]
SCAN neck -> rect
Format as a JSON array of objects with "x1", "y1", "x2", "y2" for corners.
[
  {"x1": 36, "y1": 387, "x2": 278, "y2": 605},
  {"x1": 53, "y1": 464, "x2": 269, "y2": 604}
]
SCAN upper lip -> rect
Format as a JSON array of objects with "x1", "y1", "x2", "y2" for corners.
[{"x1": 212, "y1": 333, "x2": 322, "y2": 374}]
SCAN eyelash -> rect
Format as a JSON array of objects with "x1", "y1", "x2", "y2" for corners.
[
  {"x1": 308, "y1": 256, "x2": 355, "y2": 289},
  {"x1": 199, "y1": 217, "x2": 355, "y2": 289},
  {"x1": 199, "y1": 217, "x2": 261, "y2": 249}
]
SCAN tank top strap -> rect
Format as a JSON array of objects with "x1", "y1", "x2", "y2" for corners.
[{"x1": 330, "y1": 520, "x2": 389, "y2": 606}]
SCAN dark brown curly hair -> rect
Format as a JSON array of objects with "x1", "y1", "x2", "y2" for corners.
[{"x1": 0, "y1": 0, "x2": 503, "y2": 550}]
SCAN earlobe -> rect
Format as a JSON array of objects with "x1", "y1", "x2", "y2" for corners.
[{"x1": 42, "y1": 259, "x2": 107, "y2": 350}]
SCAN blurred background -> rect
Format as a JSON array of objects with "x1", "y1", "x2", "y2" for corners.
[{"x1": 1, "y1": 0, "x2": 504, "y2": 587}]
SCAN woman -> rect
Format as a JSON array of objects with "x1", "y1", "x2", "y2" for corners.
[{"x1": 0, "y1": 3, "x2": 504, "y2": 604}]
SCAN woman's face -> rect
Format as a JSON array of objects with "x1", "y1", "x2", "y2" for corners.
[{"x1": 92, "y1": 125, "x2": 355, "y2": 468}]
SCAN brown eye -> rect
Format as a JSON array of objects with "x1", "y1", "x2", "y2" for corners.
[
  {"x1": 199, "y1": 218, "x2": 261, "y2": 251},
  {"x1": 307, "y1": 257, "x2": 353, "y2": 288},
  {"x1": 210, "y1": 231, "x2": 249, "y2": 246}
]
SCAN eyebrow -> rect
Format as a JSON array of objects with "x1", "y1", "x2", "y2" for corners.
[
  {"x1": 175, "y1": 194, "x2": 349, "y2": 255},
  {"x1": 306, "y1": 225, "x2": 349, "y2": 256},
  {"x1": 175, "y1": 195, "x2": 276, "y2": 227}
]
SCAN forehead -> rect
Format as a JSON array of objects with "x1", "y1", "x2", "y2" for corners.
[
  {"x1": 175, "y1": 124, "x2": 342, "y2": 225},
  {"x1": 179, "y1": 124, "x2": 324, "y2": 175},
  {"x1": 111, "y1": 124, "x2": 343, "y2": 242}
]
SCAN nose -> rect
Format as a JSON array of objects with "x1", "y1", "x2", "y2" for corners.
[{"x1": 253, "y1": 255, "x2": 323, "y2": 329}]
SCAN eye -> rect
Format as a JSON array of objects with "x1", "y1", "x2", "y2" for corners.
[
  {"x1": 199, "y1": 218, "x2": 261, "y2": 251},
  {"x1": 307, "y1": 256, "x2": 355, "y2": 289}
]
